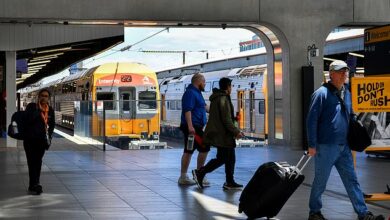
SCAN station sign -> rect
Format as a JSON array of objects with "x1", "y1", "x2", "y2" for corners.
[
  {"x1": 351, "y1": 77, "x2": 390, "y2": 112},
  {"x1": 364, "y1": 25, "x2": 390, "y2": 75}
]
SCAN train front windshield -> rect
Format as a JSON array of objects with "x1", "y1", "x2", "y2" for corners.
[
  {"x1": 138, "y1": 91, "x2": 157, "y2": 110},
  {"x1": 96, "y1": 92, "x2": 115, "y2": 110}
]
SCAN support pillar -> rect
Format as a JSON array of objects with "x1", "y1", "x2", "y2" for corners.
[{"x1": 6, "y1": 51, "x2": 17, "y2": 148}]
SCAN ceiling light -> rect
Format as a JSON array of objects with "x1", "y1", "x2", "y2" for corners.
[
  {"x1": 323, "y1": 57, "x2": 339, "y2": 61},
  {"x1": 28, "y1": 60, "x2": 51, "y2": 66},
  {"x1": 37, "y1": 47, "x2": 71, "y2": 54},
  {"x1": 348, "y1": 52, "x2": 364, "y2": 58}
]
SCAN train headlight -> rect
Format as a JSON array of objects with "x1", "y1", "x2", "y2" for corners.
[
  {"x1": 139, "y1": 123, "x2": 144, "y2": 128},
  {"x1": 111, "y1": 124, "x2": 117, "y2": 129}
]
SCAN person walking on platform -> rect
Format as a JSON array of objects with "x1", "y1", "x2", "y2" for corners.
[
  {"x1": 178, "y1": 73, "x2": 210, "y2": 186},
  {"x1": 306, "y1": 60, "x2": 384, "y2": 220},
  {"x1": 192, "y1": 77, "x2": 244, "y2": 190},
  {"x1": 24, "y1": 89, "x2": 55, "y2": 195}
]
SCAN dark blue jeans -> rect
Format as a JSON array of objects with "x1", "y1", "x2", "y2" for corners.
[{"x1": 309, "y1": 144, "x2": 368, "y2": 218}]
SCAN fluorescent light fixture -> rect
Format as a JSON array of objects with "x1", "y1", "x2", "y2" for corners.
[
  {"x1": 348, "y1": 52, "x2": 364, "y2": 58},
  {"x1": 31, "y1": 52, "x2": 64, "y2": 60},
  {"x1": 28, "y1": 60, "x2": 50, "y2": 66},
  {"x1": 28, "y1": 69, "x2": 42, "y2": 73},
  {"x1": 323, "y1": 57, "x2": 339, "y2": 61},
  {"x1": 31, "y1": 54, "x2": 63, "y2": 62},
  {"x1": 22, "y1": 73, "x2": 35, "y2": 79},
  {"x1": 28, "y1": 65, "x2": 45, "y2": 70},
  {"x1": 37, "y1": 47, "x2": 71, "y2": 54}
]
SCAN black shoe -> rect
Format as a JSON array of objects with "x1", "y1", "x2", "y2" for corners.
[
  {"x1": 35, "y1": 184, "x2": 43, "y2": 194},
  {"x1": 358, "y1": 211, "x2": 385, "y2": 220},
  {"x1": 28, "y1": 185, "x2": 42, "y2": 195},
  {"x1": 192, "y1": 169, "x2": 204, "y2": 189},
  {"x1": 308, "y1": 212, "x2": 327, "y2": 220},
  {"x1": 222, "y1": 182, "x2": 243, "y2": 190}
]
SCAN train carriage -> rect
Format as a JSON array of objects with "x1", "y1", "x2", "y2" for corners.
[
  {"x1": 160, "y1": 64, "x2": 268, "y2": 141},
  {"x1": 20, "y1": 62, "x2": 162, "y2": 149}
]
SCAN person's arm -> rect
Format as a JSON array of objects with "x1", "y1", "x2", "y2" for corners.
[
  {"x1": 182, "y1": 91, "x2": 195, "y2": 134},
  {"x1": 306, "y1": 90, "x2": 324, "y2": 156},
  {"x1": 219, "y1": 97, "x2": 240, "y2": 137},
  {"x1": 205, "y1": 104, "x2": 209, "y2": 113},
  {"x1": 48, "y1": 106, "x2": 55, "y2": 138},
  {"x1": 184, "y1": 111, "x2": 195, "y2": 134}
]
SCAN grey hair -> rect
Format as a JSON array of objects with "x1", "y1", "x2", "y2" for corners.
[{"x1": 191, "y1": 73, "x2": 204, "y2": 84}]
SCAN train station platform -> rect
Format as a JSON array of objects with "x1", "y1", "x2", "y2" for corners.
[{"x1": 0, "y1": 133, "x2": 389, "y2": 219}]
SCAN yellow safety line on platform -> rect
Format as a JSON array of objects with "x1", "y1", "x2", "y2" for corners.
[{"x1": 364, "y1": 193, "x2": 390, "y2": 201}]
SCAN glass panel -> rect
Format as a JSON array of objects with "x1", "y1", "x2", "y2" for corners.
[
  {"x1": 121, "y1": 93, "x2": 130, "y2": 111},
  {"x1": 96, "y1": 92, "x2": 115, "y2": 110},
  {"x1": 204, "y1": 82, "x2": 211, "y2": 92},
  {"x1": 139, "y1": 91, "x2": 157, "y2": 109},
  {"x1": 275, "y1": 99, "x2": 283, "y2": 139},
  {"x1": 212, "y1": 81, "x2": 219, "y2": 89}
]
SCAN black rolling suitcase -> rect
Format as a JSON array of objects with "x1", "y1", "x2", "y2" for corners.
[{"x1": 238, "y1": 153, "x2": 311, "y2": 219}]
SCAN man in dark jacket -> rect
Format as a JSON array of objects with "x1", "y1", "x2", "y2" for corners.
[
  {"x1": 24, "y1": 89, "x2": 55, "y2": 195},
  {"x1": 192, "y1": 77, "x2": 244, "y2": 190}
]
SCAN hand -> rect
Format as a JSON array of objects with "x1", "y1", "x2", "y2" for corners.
[
  {"x1": 188, "y1": 125, "x2": 195, "y2": 135},
  {"x1": 236, "y1": 132, "x2": 244, "y2": 139},
  {"x1": 308, "y1": 147, "x2": 316, "y2": 156}
]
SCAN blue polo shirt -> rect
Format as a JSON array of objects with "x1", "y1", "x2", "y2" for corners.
[{"x1": 181, "y1": 84, "x2": 207, "y2": 128}]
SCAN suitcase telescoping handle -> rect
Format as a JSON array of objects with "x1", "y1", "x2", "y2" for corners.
[{"x1": 295, "y1": 151, "x2": 312, "y2": 172}]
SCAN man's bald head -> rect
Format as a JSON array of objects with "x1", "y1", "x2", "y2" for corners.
[{"x1": 191, "y1": 73, "x2": 206, "y2": 92}]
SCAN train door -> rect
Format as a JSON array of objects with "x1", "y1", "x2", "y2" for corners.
[
  {"x1": 249, "y1": 91, "x2": 255, "y2": 132},
  {"x1": 237, "y1": 91, "x2": 245, "y2": 130},
  {"x1": 161, "y1": 94, "x2": 166, "y2": 121},
  {"x1": 119, "y1": 87, "x2": 135, "y2": 134}
]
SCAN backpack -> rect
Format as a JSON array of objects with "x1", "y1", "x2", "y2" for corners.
[{"x1": 7, "y1": 111, "x2": 26, "y2": 140}]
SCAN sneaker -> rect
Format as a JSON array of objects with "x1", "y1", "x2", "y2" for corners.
[
  {"x1": 178, "y1": 175, "x2": 196, "y2": 185},
  {"x1": 202, "y1": 177, "x2": 210, "y2": 187},
  {"x1": 192, "y1": 169, "x2": 204, "y2": 189},
  {"x1": 358, "y1": 211, "x2": 385, "y2": 220},
  {"x1": 308, "y1": 212, "x2": 327, "y2": 220},
  {"x1": 222, "y1": 182, "x2": 243, "y2": 190}
]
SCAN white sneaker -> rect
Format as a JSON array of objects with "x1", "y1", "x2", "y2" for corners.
[
  {"x1": 202, "y1": 177, "x2": 210, "y2": 187},
  {"x1": 178, "y1": 175, "x2": 196, "y2": 185}
]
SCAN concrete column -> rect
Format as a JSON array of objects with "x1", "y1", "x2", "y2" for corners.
[
  {"x1": 6, "y1": 51, "x2": 17, "y2": 148},
  {"x1": 283, "y1": 36, "x2": 327, "y2": 149}
]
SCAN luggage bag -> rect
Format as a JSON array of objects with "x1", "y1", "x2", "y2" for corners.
[{"x1": 238, "y1": 153, "x2": 311, "y2": 219}]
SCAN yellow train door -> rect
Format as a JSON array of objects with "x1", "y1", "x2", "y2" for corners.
[
  {"x1": 119, "y1": 88, "x2": 135, "y2": 134},
  {"x1": 237, "y1": 91, "x2": 245, "y2": 130},
  {"x1": 161, "y1": 94, "x2": 166, "y2": 121},
  {"x1": 249, "y1": 91, "x2": 255, "y2": 132}
]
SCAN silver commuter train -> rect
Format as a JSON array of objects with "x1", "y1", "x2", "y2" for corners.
[{"x1": 159, "y1": 64, "x2": 268, "y2": 140}]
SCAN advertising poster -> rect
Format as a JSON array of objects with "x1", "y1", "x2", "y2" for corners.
[{"x1": 351, "y1": 77, "x2": 390, "y2": 154}]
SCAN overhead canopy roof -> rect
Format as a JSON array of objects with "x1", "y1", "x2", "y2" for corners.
[{"x1": 16, "y1": 35, "x2": 123, "y2": 90}]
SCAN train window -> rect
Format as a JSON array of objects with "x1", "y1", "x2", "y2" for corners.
[
  {"x1": 138, "y1": 91, "x2": 157, "y2": 110},
  {"x1": 96, "y1": 92, "x2": 115, "y2": 110},
  {"x1": 121, "y1": 93, "x2": 130, "y2": 111},
  {"x1": 259, "y1": 99, "x2": 265, "y2": 114},
  {"x1": 204, "y1": 82, "x2": 211, "y2": 92},
  {"x1": 176, "y1": 100, "x2": 182, "y2": 110},
  {"x1": 212, "y1": 81, "x2": 219, "y2": 89},
  {"x1": 55, "y1": 103, "x2": 61, "y2": 111}
]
